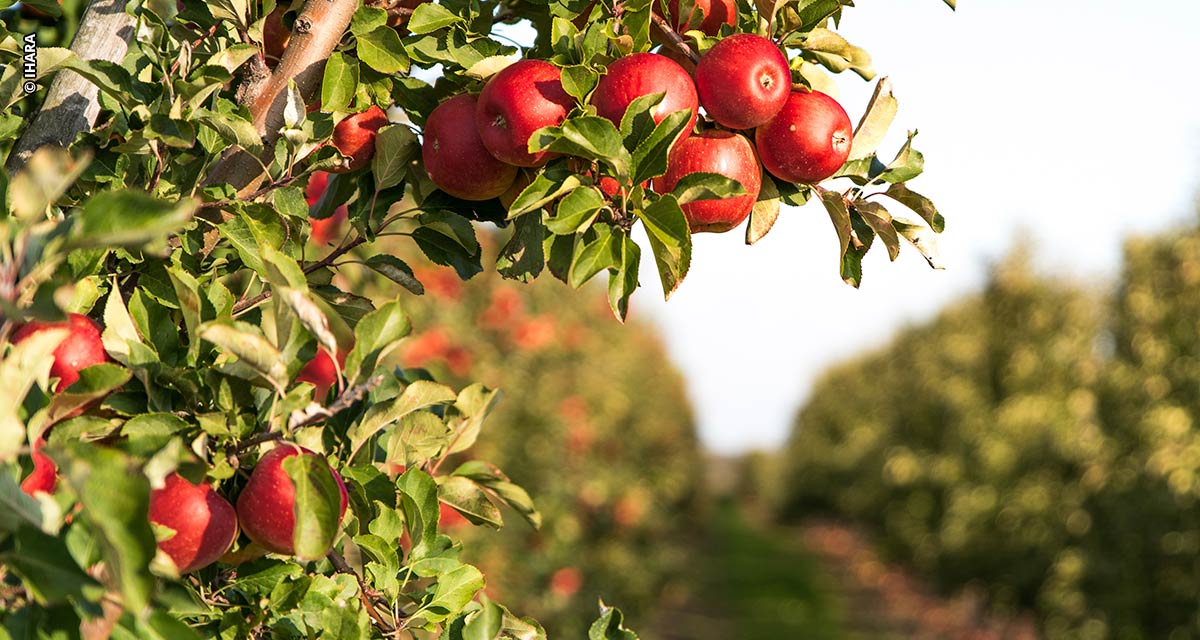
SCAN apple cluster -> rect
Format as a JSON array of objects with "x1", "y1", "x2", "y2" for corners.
[
  {"x1": 12, "y1": 315, "x2": 350, "y2": 574},
  {"x1": 417, "y1": 31, "x2": 853, "y2": 235}
]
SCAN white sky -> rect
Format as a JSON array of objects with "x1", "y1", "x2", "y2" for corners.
[{"x1": 635, "y1": 1, "x2": 1200, "y2": 453}]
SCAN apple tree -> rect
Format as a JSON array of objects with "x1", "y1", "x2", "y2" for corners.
[{"x1": 0, "y1": 0, "x2": 950, "y2": 636}]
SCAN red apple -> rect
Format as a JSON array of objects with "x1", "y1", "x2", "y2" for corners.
[
  {"x1": 20, "y1": 439, "x2": 56, "y2": 496},
  {"x1": 756, "y1": 90, "x2": 853, "y2": 184},
  {"x1": 262, "y1": 5, "x2": 291, "y2": 68},
  {"x1": 236, "y1": 444, "x2": 349, "y2": 555},
  {"x1": 695, "y1": 34, "x2": 791, "y2": 130},
  {"x1": 550, "y1": 566, "x2": 583, "y2": 597},
  {"x1": 12, "y1": 313, "x2": 110, "y2": 392},
  {"x1": 591, "y1": 53, "x2": 698, "y2": 141},
  {"x1": 330, "y1": 106, "x2": 389, "y2": 173},
  {"x1": 664, "y1": 0, "x2": 736, "y2": 35},
  {"x1": 439, "y1": 502, "x2": 469, "y2": 530},
  {"x1": 296, "y1": 347, "x2": 346, "y2": 400},
  {"x1": 148, "y1": 473, "x2": 239, "y2": 573},
  {"x1": 652, "y1": 130, "x2": 761, "y2": 233},
  {"x1": 423, "y1": 94, "x2": 519, "y2": 201},
  {"x1": 476, "y1": 60, "x2": 574, "y2": 167},
  {"x1": 304, "y1": 171, "x2": 348, "y2": 245}
]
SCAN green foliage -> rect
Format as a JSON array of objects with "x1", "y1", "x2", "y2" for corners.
[
  {"x1": 779, "y1": 233, "x2": 1200, "y2": 639},
  {"x1": 0, "y1": 0, "x2": 945, "y2": 636}
]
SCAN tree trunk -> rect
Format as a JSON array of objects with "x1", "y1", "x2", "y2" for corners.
[{"x1": 5, "y1": 0, "x2": 135, "y2": 173}]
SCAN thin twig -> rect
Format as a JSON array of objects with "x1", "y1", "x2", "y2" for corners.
[
  {"x1": 231, "y1": 375, "x2": 384, "y2": 454},
  {"x1": 231, "y1": 234, "x2": 368, "y2": 315},
  {"x1": 328, "y1": 549, "x2": 396, "y2": 634},
  {"x1": 650, "y1": 12, "x2": 700, "y2": 63}
]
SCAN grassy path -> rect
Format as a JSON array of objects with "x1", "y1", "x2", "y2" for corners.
[{"x1": 651, "y1": 501, "x2": 846, "y2": 640}]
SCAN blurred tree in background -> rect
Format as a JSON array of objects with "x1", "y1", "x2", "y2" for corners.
[{"x1": 779, "y1": 232, "x2": 1200, "y2": 638}]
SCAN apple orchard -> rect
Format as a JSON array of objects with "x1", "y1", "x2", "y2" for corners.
[{"x1": 0, "y1": 0, "x2": 949, "y2": 638}]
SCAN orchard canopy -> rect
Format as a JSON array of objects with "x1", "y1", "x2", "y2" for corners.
[{"x1": 0, "y1": 0, "x2": 948, "y2": 638}]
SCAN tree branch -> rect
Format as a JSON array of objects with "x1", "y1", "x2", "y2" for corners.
[
  {"x1": 205, "y1": 0, "x2": 359, "y2": 195},
  {"x1": 650, "y1": 12, "x2": 700, "y2": 63},
  {"x1": 6, "y1": 0, "x2": 136, "y2": 173}
]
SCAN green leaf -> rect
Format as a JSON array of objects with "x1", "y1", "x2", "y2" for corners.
[
  {"x1": 321, "y1": 53, "x2": 360, "y2": 113},
  {"x1": 413, "y1": 211, "x2": 483, "y2": 281},
  {"x1": 372, "y1": 126, "x2": 420, "y2": 191},
  {"x1": 439, "y1": 476, "x2": 502, "y2": 529},
  {"x1": 507, "y1": 166, "x2": 582, "y2": 219},
  {"x1": 561, "y1": 65, "x2": 599, "y2": 102},
  {"x1": 892, "y1": 217, "x2": 944, "y2": 269},
  {"x1": 347, "y1": 380, "x2": 457, "y2": 459},
  {"x1": 0, "y1": 472, "x2": 57, "y2": 535},
  {"x1": 530, "y1": 117, "x2": 630, "y2": 178},
  {"x1": 855, "y1": 200, "x2": 900, "y2": 261},
  {"x1": 884, "y1": 182, "x2": 944, "y2": 233},
  {"x1": 485, "y1": 480, "x2": 541, "y2": 530},
  {"x1": 630, "y1": 109, "x2": 691, "y2": 185},
  {"x1": 397, "y1": 469, "x2": 440, "y2": 551},
  {"x1": 357, "y1": 26, "x2": 410, "y2": 74},
  {"x1": 193, "y1": 109, "x2": 263, "y2": 154},
  {"x1": 0, "y1": 327, "x2": 66, "y2": 461},
  {"x1": 423, "y1": 564, "x2": 485, "y2": 623},
  {"x1": 364, "y1": 255, "x2": 425, "y2": 295},
  {"x1": 497, "y1": 210, "x2": 545, "y2": 283},
  {"x1": 588, "y1": 602, "x2": 639, "y2": 640},
  {"x1": 619, "y1": 92, "x2": 666, "y2": 145},
  {"x1": 639, "y1": 196, "x2": 692, "y2": 299},
  {"x1": 59, "y1": 444, "x2": 156, "y2": 612},
  {"x1": 345, "y1": 300, "x2": 412, "y2": 382},
  {"x1": 199, "y1": 321, "x2": 289, "y2": 392},
  {"x1": 569, "y1": 225, "x2": 621, "y2": 289},
  {"x1": 818, "y1": 188, "x2": 852, "y2": 266},
  {"x1": 7, "y1": 147, "x2": 88, "y2": 220},
  {"x1": 388, "y1": 411, "x2": 451, "y2": 467},
  {"x1": 876, "y1": 131, "x2": 924, "y2": 184},
  {"x1": 848, "y1": 77, "x2": 897, "y2": 161},
  {"x1": 607, "y1": 235, "x2": 640, "y2": 323},
  {"x1": 407, "y1": 3, "x2": 464, "y2": 34},
  {"x1": 446, "y1": 385, "x2": 501, "y2": 456},
  {"x1": 462, "y1": 599, "x2": 504, "y2": 640},
  {"x1": 669, "y1": 172, "x2": 747, "y2": 205},
  {"x1": 746, "y1": 172, "x2": 781, "y2": 245},
  {"x1": 795, "y1": 28, "x2": 875, "y2": 80},
  {"x1": 71, "y1": 190, "x2": 195, "y2": 249},
  {"x1": 283, "y1": 453, "x2": 344, "y2": 562},
  {"x1": 139, "y1": 610, "x2": 205, "y2": 640},
  {"x1": 548, "y1": 187, "x2": 605, "y2": 236},
  {"x1": 2, "y1": 527, "x2": 102, "y2": 605}
]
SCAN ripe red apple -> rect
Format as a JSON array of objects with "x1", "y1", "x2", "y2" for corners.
[
  {"x1": 330, "y1": 106, "x2": 389, "y2": 173},
  {"x1": 236, "y1": 444, "x2": 349, "y2": 556},
  {"x1": 550, "y1": 566, "x2": 583, "y2": 597},
  {"x1": 756, "y1": 90, "x2": 853, "y2": 184},
  {"x1": 20, "y1": 439, "x2": 57, "y2": 496},
  {"x1": 296, "y1": 347, "x2": 346, "y2": 400},
  {"x1": 664, "y1": 0, "x2": 735, "y2": 35},
  {"x1": 423, "y1": 94, "x2": 519, "y2": 201},
  {"x1": 148, "y1": 473, "x2": 239, "y2": 573},
  {"x1": 476, "y1": 60, "x2": 574, "y2": 167},
  {"x1": 695, "y1": 33, "x2": 791, "y2": 130},
  {"x1": 652, "y1": 130, "x2": 761, "y2": 233},
  {"x1": 304, "y1": 171, "x2": 348, "y2": 245},
  {"x1": 11, "y1": 313, "x2": 110, "y2": 392},
  {"x1": 262, "y1": 5, "x2": 291, "y2": 68},
  {"x1": 591, "y1": 53, "x2": 698, "y2": 141}
]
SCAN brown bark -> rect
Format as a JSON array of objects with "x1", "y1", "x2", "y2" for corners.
[
  {"x1": 205, "y1": 0, "x2": 359, "y2": 195},
  {"x1": 5, "y1": 0, "x2": 136, "y2": 173}
]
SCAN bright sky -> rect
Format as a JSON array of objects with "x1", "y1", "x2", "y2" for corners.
[{"x1": 636, "y1": 1, "x2": 1200, "y2": 453}]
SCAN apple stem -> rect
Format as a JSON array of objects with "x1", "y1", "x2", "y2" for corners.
[{"x1": 650, "y1": 12, "x2": 701, "y2": 64}]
